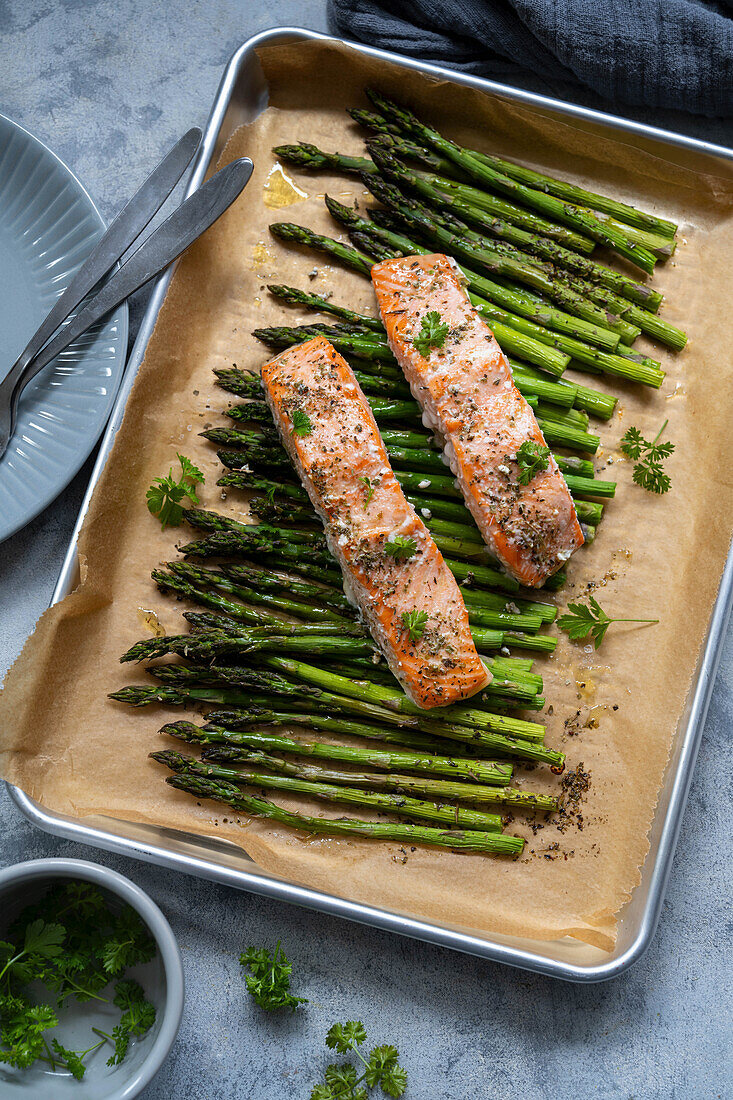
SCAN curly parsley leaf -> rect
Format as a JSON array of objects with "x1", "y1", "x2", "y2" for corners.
[
  {"x1": 515, "y1": 440, "x2": 551, "y2": 486},
  {"x1": 51, "y1": 1039, "x2": 86, "y2": 1080},
  {"x1": 384, "y1": 535, "x2": 417, "y2": 561},
  {"x1": 620, "y1": 420, "x2": 674, "y2": 494},
  {"x1": 101, "y1": 906, "x2": 156, "y2": 976},
  {"x1": 366, "y1": 1046, "x2": 407, "y2": 1097},
  {"x1": 326, "y1": 1020, "x2": 367, "y2": 1054},
  {"x1": 558, "y1": 595, "x2": 658, "y2": 650},
  {"x1": 401, "y1": 609, "x2": 428, "y2": 643},
  {"x1": 146, "y1": 453, "x2": 205, "y2": 529},
  {"x1": 106, "y1": 980, "x2": 155, "y2": 1067},
  {"x1": 412, "y1": 310, "x2": 449, "y2": 357},
  {"x1": 0, "y1": 996, "x2": 58, "y2": 1069},
  {"x1": 618, "y1": 425, "x2": 645, "y2": 459},
  {"x1": 632, "y1": 461, "x2": 671, "y2": 495},
  {"x1": 240, "y1": 942, "x2": 307, "y2": 1012},
  {"x1": 315, "y1": 1022, "x2": 407, "y2": 1099},
  {"x1": 291, "y1": 408, "x2": 313, "y2": 437}
]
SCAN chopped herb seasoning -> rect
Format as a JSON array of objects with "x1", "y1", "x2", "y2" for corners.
[{"x1": 358, "y1": 475, "x2": 375, "y2": 506}]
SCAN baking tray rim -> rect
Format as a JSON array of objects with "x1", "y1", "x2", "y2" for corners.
[{"x1": 8, "y1": 26, "x2": 733, "y2": 983}]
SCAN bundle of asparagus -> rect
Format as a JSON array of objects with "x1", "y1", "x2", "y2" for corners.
[
  {"x1": 113, "y1": 89, "x2": 682, "y2": 857},
  {"x1": 268, "y1": 89, "x2": 684, "y2": 396}
]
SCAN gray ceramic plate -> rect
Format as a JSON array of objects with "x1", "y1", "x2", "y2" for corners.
[{"x1": 0, "y1": 113, "x2": 128, "y2": 542}]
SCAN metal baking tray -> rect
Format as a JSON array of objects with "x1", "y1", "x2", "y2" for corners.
[{"x1": 9, "y1": 27, "x2": 733, "y2": 982}]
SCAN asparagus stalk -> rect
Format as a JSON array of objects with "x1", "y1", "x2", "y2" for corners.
[
  {"x1": 471, "y1": 294, "x2": 665, "y2": 387},
  {"x1": 361, "y1": 144, "x2": 664, "y2": 309},
  {"x1": 352, "y1": 116, "x2": 679, "y2": 269},
  {"x1": 367, "y1": 90, "x2": 658, "y2": 273},
  {"x1": 222, "y1": 405, "x2": 598, "y2": 473},
  {"x1": 150, "y1": 666, "x2": 559, "y2": 762},
  {"x1": 254, "y1": 655, "x2": 547, "y2": 732},
  {"x1": 265, "y1": 283, "x2": 384, "y2": 330},
  {"x1": 214, "y1": 370, "x2": 604, "y2": 465},
  {"x1": 251, "y1": 321, "x2": 575, "y2": 408},
  {"x1": 341, "y1": 653, "x2": 542, "y2": 695},
  {"x1": 111, "y1": 680, "x2": 519, "y2": 763},
  {"x1": 152, "y1": 750, "x2": 506, "y2": 832},
  {"x1": 188, "y1": 503, "x2": 494, "y2": 567},
  {"x1": 479, "y1": 237, "x2": 685, "y2": 348},
  {"x1": 278, "y1": 137, "x2": 594, "y2": 253},
  {"x1": 216, "y1": 558, "x2": 542, "y2": 632},
  {"x1": 270, "y1": 221, "x2": 571, "y2": 376},
  {"x1": 269, "y1": 221, "x2": 375, "y2": 275},
  {"x1": 168, "y1": 745, "x2": 555, "y2": 811},
  {"x1": 181, "y1": 529, "x2": 333, "y2": 565},
  {"x1": 367, "y1": 128, "x2": 677, "y2": 246},
  {"x1": 352, "y1": 207, "x2": 665, "y2": 387},
  {"x1": 152, "y1": 567, "x2": 360, "y2": 632},
  {"x1": 361, "y1": 162, "x2": 639, "y2": 347},
  {"x1": 122, "y1": 629, "x2": 379, "y2": 664},
  {"x1": 161, "y1": 721, "x2": 515, "y2": 783},
  {"x1": 213, "y1": 484, "x2": 535, "y2": 599},
  {"x1": 189, "y1": 707, "x2": 517, "y2": 761},
  {"x1": 163, "y1": 620, "x2": 544, "y2": 704},
  {"x1": 556, "y1": 271, "x2": 686, "y2": 350},
  {"x1": 328, "y1": 190, "x2": 622, "y2": 352},
  {"x1": 164, "y1": 771, "x2": 525, "y2": 855},
  {"x1": 178, "y1": 512, "x2": 563, "y2": 607},
  {"x1": 167, "y1": 556, "x2": 350, "y2": 624},
  {"x1": 457, "y1": 147, "x2": 676, "y2": 238},
  {"x1": 228, "y1": 358, "x2": 599, "y2": 455}
]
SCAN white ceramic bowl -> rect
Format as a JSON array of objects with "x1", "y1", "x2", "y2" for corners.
[{"x1": 0, "y1": 858, "x2": 184, "y2": 1099}]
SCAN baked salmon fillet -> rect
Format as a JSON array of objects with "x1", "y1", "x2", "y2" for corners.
[
  {"x1": 261, "y1": 335, "x2": 489, "y2": 708},
  {"x1": 371, "y1": 254, "x2": 584, "y2": 588}
]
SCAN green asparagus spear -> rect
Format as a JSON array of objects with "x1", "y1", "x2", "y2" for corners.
[
  {"x1": 164, "y1": 771, "x2": 525, "y2": 854},
  {"x1": 152, "y1": 751, "x2": 506, "y2": 831}
]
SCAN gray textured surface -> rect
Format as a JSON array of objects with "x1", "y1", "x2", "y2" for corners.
[{"x1": 1, "y1": 3, "x2": 732, "y2": 1097}]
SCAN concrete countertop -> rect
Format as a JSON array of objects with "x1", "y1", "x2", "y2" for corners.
[{"x1": 1, "y1": 3, "x2": 730, "y2": 1096}]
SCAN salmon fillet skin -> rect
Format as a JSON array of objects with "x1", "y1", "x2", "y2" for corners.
[
  {"x1": 371, "y1": 253, "x2": 584, "y2": 588},
  {"x1": 261, "y1": 336, "x2": 490, "y2": 709}
]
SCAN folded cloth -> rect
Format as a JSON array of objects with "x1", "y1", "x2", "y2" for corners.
[{"x1": 328, "y1": 0, "x2": 733, "y2": 117}]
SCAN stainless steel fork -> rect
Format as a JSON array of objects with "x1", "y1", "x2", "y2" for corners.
[{"x1": 0, "y1": 128, "x2": 252, "y2": 461}]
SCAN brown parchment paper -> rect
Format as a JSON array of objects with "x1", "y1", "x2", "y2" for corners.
[{"x1": 2, "y1": 40, "x2": 733, "y2": 952}]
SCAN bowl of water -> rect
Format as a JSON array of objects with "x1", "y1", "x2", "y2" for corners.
[{"x1": 0, "y1": 858, "x2": 184, "y2": 1099}]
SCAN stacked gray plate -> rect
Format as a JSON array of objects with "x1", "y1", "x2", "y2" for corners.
[{"x1": 0, "y1": 113, "x2": 128, "y2": 542}]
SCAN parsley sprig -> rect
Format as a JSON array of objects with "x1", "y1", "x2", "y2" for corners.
[
  {"x1": 311, "y1": 1020, "x2": 407, "y2": 1099},
  {"x1": 240, "y1": 942, "x2": 307, "y2": 1012},
  {"x1": 291, "y1": 408, "x2": 314, "y2": 437},
  {"x1": 401, "y1": 609, "x2": 428, "y2": 642},
  {"x1": 412, "y1": 311, "x2": 449, "y2": 357},
  {"x1": 0, "y1": 882, "x2": 156, "y2": 1078},
  {"x1": 558, "y1": 595, "x2": 659, "y2": 649},
  {"x1": 146, "y1": 453, "x2": 205, "y2": 529},
  {"x1": 620, "y1": 419, "x2": 674, "y2": 494},
  {"x1": 384, "y1": 535, "x2": 417, "y2": 561},
  {"x1": 515, "y1": 441, "x2": 550, "y2": 485}
]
